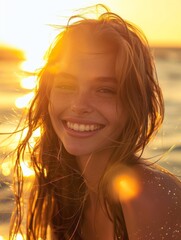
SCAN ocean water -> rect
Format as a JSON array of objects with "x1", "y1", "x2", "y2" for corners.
[{"x1": 0, "y1": 47, "x2": 181, "y2": 238}]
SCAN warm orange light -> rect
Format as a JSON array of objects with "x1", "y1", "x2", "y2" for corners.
[
  {"x1": 112, "y1": 169, "x2": 141, "y2": 202},
  {"x1": 1, "y1": 161, "x2": 12, "y2": 176},
  {"x1": 20, "y1": 76, "x2": 36, "y2": 90},
  {"x1": 15, "y1": 92, "x2": 35, "y2": 109},
  {"x1": 32, "y1": 128, "x2": 41, "y2": 138},
  {"x1": 14, "y1": 233, "x2": 24, "y2": 240},
  {"x1": 20, "y1": 161, "x2": 34, "y2": 177},
  {"x1": 20, "y1": 58, "x2": 45, "y2": 72}
]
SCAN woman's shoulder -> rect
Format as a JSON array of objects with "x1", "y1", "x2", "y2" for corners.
[
  {"x1": 133, "y1": 160, "x2": 181, "y2": 192},
  {"x1": 129, "y1": 160, "x2": 181, "y2": 211},
  {"x1": 120, "y1": 161, "x2": 181, "y2": 239},
  {"x1": 111, "y1": 160, "x2": 181, "y2": 202}
]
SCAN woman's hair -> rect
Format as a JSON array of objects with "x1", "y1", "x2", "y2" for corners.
[{"x1": 10, "y1": 4, "x2": 164, "y2": 240}]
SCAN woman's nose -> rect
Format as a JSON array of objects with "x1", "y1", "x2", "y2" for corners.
[{"x1": 70, "y1": 91, "x2": 93, "y2": 114}]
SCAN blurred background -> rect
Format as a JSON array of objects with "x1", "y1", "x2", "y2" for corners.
[{"x1": 0, "y1": 0, "x2": 181, "y2": 239}]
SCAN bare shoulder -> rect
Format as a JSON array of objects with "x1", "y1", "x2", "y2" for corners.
[
  {"x1": 134, "y1": 161, "x2": 181, "y2": 192},
  {"x1": 121, "y1": 162, "x2": 181, "y2": 240}
]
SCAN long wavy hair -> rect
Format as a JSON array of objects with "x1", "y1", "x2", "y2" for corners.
[{"x1": 9, "y1": 4, "x2": 164, "y2": 240}]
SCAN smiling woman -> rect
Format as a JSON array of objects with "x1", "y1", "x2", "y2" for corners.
[
  {"x1": 48, "y1": 44, "x2": 125, "y2": 157},
  {"x1": 8, "y1": 3, "x2": 181, "y2": 240}
]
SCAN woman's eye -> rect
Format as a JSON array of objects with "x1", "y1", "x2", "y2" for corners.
[
  {"x1": 54, "y1": 83, "x2": 76, "y2": 91},
  {"x1": 98, "y1": 88, "x2": 116, "y2": 95}
]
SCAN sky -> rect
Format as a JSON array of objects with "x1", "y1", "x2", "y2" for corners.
[{"x1": 0, "y1": 0, "x2": 181, "y2": 63}]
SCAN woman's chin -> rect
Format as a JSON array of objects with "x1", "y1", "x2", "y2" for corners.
[{"x1": 63, "y1": 145, "x2": 91, "y2": 159}]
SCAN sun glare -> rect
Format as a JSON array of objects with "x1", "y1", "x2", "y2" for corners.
[
  {"x1": 20, "y1": 76, "x2": 37, "y2": 90},
  {"x1": 20, "y1": 161, "x2": 34, "y2": 177},
  {"x1": 14, "y1": 233, "x2": 24, "y2": 240},
  {"x1": 15, "y1": 92, "x2": 35, "y2": 109},
  {"x1": 20, "y1": 58, "x2": 46, "y2": 73},
  {"x1": 32, "y1": 128, "x2": 41, "y2": 138},
  {"x1": 1, "y1": 161, "x2": 11, "y2": 176},
  {"x1": 112, "y1": 170, "x2": 141, "y2": 201},
  {"x1": 0, "y1": 0, "x2": 103, "y2": 71}
]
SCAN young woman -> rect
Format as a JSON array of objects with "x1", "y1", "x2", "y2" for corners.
[{"x1": 10, "y1": 4, "x2": 181, "y2": 240}]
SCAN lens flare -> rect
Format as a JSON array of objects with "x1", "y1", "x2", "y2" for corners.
[{"x1": 112, "y1": 169, "x2": 141, "y2": 202}]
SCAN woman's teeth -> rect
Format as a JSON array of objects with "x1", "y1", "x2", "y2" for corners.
[{"x1": 66, "y1": 121, "x2": 101, "y2": 132}]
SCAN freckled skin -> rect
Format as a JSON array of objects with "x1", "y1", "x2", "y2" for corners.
[{"x1": 49, "y1": 37, "x2": 127, "y2": 160}]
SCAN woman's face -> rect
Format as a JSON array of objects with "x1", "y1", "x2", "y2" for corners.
[{"x1": 48, "y1": 33, "x2": 127, "y2": 159}]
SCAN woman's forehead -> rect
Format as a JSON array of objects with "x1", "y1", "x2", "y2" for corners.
[{"x1": 62, "y1": 26, "x2": 117, "y2": 54}]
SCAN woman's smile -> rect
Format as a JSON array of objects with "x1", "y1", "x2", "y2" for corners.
[
  {"x1": 60, "y1": 119, "x2": 105, "y2": 138},
  {"x1": 66, "y1": 121, "x2": 104, "y2": 132}
]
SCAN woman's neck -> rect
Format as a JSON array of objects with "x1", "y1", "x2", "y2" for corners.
[
  {"x1": 76, "y1": 149, "x2": 112, "y2": 195},
  {"x1": 76, "y1": 150, "x2": 115, "y2": 240}
]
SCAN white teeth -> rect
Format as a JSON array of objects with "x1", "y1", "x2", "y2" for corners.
[
  {"x1": 79, "y1": 124, "x2": 85, "y2": 132},
  {"x1": 90, "y1": 125, "x2": 94, "y2": 131},
  {"x1": 74, "y1": 123, "x2": 79, "y2": 131},
  {"x1": 66, "y1": 121, "x2": 101, "y2": 132}
]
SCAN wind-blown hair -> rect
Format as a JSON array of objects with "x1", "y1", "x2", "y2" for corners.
[{"x1": 10, "y1": 4, "x2": 164, "y2": 240}]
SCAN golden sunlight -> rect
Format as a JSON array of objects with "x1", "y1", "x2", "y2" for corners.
[
  {"x1": 1, "y1": 0, "x2": 181, "y2": 63},
  {"x1": 20, "y1": 58, "x2": 45, "y2": 73},
  {"x1": 1, "y1": 161, "x2": 11, "y2": 177},
  {"x1": 112, "y1": 170, "x2": 141, "y2": 202},
  {"x1": 14, "y1": 233, "x2": 24, "y2": 240},
  {"x1": 0, "y1": 0, "x2": 101, "y2": 73},
  {"x1": 32, "y1": 128, "x2": 41, "y2": 138},
  {"x1": 15, "y1": 92, "x2": 35, "y2": 109},
  {"x1": 20, "y1": 76, "x2": 36, "y2": 90},
  {"x1": 20, "y1": 161, "x2": 34, "y2": 177}
]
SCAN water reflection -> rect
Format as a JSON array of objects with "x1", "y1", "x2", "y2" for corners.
[
  {"x1": 0, "y1": 46, "x2": 38, "y2": 239},
  {"x1": 15, "y1": 92, "x2": 35, "y2": 109},
  {"x1": 20, "y1": 75, "x2": 36, "y2": 90}
]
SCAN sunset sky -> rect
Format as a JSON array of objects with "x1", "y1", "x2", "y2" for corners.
[{"x1": 0, "y1": 0, "x2": 181, "y2": 62}]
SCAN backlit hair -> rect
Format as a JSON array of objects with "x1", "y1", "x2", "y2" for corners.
[{"x1": 10, "y1": 4, "x2": 164, "y2": 240}]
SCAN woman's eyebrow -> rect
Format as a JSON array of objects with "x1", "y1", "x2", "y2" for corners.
[
  {"x1": 94, "y1": 77, "x2": 117, "y2": 83},
  {"x1": 55, "y1": 72, "x2": 117, "y2": 83}
]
